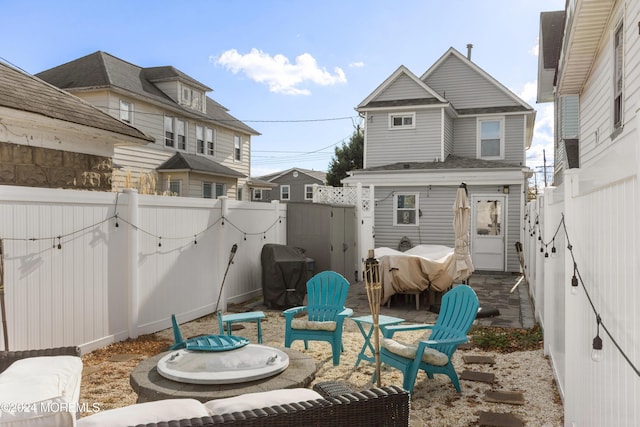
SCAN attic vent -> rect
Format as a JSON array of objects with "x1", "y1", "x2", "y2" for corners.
[{"x1": 403, "y1": 163, "x2": 410, "y2": 169}]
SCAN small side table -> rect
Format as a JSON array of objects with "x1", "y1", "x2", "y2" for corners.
[
  {"x1": 351, "y1": 314, "x2": 405, "y2": 367},
  {"x1": 217, "y1": 311, "x2": 266, "y2": 343}
]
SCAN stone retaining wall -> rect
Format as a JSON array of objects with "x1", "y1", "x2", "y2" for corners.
[{"x1": 0, "y1": 142, "x2": 112, "y2": 191}]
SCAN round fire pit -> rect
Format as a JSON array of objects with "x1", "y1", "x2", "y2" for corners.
[
  {"x1": 156, "y1": 345, "x2": 289, "y2": 384},
  {"x1": 130, "y1": 347, "x2": 316, "y2": 403}
]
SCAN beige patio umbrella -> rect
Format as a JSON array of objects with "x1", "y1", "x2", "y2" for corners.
[{"x1": 452, "y1": 183, "x2": 474, "y2": 282}]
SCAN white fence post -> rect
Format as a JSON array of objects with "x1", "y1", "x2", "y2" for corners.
[{"x1": 124, "y1": 189, "x2": 139, "y2": 339}]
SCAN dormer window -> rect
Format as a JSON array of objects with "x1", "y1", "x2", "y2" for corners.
[
  {"x1": 389, "y1": 113, "x2": 415, "y2": 129},
  {"x1": 181, "y1": 84, "x2": 204, "y2": 112}
]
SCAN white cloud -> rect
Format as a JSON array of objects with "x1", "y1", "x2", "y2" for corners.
[
  {"x1": 530, "y1": 38, "x2": 539, "y2": 57},
  {"x1": 516, "y1": 81, "x2": 555, "y2": 172},
  {"x1": 214, "y1": 48, "x2": 347, "y2": 95},
  {"x1": 349, "y1": 61, "x2": 365, "y2": 68}
]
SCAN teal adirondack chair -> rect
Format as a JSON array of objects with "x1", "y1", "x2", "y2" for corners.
[
  {"x1": 376, "y1": 284, "x2": 479, "y2": 393},
  {"x1": 283, "y1": 271, "x2": 353, "y2": 365}
]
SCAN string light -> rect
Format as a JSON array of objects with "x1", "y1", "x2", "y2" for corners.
[
  {"x1": 525, "y1": 212, "x2": 640, "y2": 377},
  {"x1": 592, "y1": 315, "x2": 603, "y2": 362}
]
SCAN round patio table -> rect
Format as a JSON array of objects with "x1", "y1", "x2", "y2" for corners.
[{"x1": 130, "y1": 347, "x2": 317, "y2": 403}]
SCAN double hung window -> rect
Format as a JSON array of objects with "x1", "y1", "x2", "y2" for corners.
[
  {"x1": 234, "y1": 135, "x2": 242, "y2": 161},
  {"x1": 394, "y1": 193, "x2": 418, "y2": 225},
  {"x1": 280, "y1": 185, "x2": 290, "y2": 201},
  {"x1": 119, "y1": 100, "x2": 132, "y2": 123},
  {"x1": 478, "y1": 118, "x2": 504, "y2": 159},
  {"x1": 614, "y1": 22, "x2": 624, "y2": 130},
  {"x1": 164, "y1": 116, "x2": 174, "y2": 147}
]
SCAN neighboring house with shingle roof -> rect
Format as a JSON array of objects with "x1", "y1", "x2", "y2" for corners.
[
  {"x1": 0, "y1": 60, "x2": 153, "y2": 190},
  {"x1": 36, "y1": 51, "x2": 259, "y2": 199},
  {"x1": 252, "y1": 167, "x2": 327, "y2": 202},
  {"x1": 343, "y1": 47, "x2": 534, "y2": 272}
]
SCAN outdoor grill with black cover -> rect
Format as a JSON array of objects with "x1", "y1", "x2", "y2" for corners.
[{"x1": 261, "y1": 244, "x2": 311, "y2": 309}]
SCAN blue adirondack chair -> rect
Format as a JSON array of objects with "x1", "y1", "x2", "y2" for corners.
[
  {"x1": 283, "y1": 271, "x2": 353, "y2": 365},
  {"x1": 376, "y1": 284, "x2": 479, "y2": 393}
]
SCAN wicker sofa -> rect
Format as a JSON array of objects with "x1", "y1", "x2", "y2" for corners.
[
  {"x1": 0, "y1": 346, "x2": 82, "y2": 426},
  {"x1": 80, "y1": 382, "x2": 410, "y2": 427}
]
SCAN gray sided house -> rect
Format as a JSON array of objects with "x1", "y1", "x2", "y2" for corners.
[
  {"x1": 0, "y1": 60, "x2": 152, "y2": 190},
  {"x1": 343, "y1": 47, "x2": 534, "y2": 272},
  {"x1": 252, "y1": 168, "x2": 327, "y2": 202},
  {"x1": 36, "y1": 51, "x2": 259, "y2": 199}
]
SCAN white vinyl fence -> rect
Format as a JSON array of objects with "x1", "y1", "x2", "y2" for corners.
[
  {"x1": 0, "y1": 186, "x2": 285, "y2": 353},
  {"x1": 523, "y1": 165, "x2": 640, "y2": 424}
]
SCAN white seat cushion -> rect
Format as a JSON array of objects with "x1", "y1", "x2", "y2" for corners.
[
  {"x1": 205, "y1": 388, "x2": 323, "y2": 415},
  {"x1": 0, "y1": 356, "x2": 83, "y2": 427},
  {"x1": 0, "y1": 356, "x2": 82, "y2": 404},
  {"x1": 381, "y1": 337, "x2": 449, "y2": 366},
  {"x1": 77, "y1": 399, "x2": 209, "y2": 427},
  {"x1": 291, "y1": 319, "x2": 336, "y2": 331}
]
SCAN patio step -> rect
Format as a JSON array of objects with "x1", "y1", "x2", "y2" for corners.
[
  {"x1": 462, "y1": 354, "x2": 496, "y2": 365},
  {"x1": 484, "y1": 390, "x2": 525, "y2": 405},
  {"x1": 478, "y1": 411, "x2": 525, "y2": 427},
  {"x1": 460, "y1": 369, "x2": 496, "y2": 383}
]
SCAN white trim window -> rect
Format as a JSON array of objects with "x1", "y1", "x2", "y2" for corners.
[
  {"x1": 196, "y1": 125, "x2": 205, "y2": 154},
  {"x1": 164, "y1": 116, "x2": 174, "y2": 147},
  {"x1": 234, "y1": 135, "x2": 242, "y2": 161},
  {"x1": 207, "y1": 128, "x2": 215, "y2": 156},
  {"x1": 280, "y1": 185, "x2": 290, "y2": 201},
  {"x1": 119, "y1": 100, "x2": 133, "y2": 123},
  {"x1": 389, "y1": 112, "x2": 415, "y2": 129},
  {"x1": 613, "y1": 22, "x2": 624, "y2": 130},
  {"x1": 176, "y1": 119, "x2": 186, "y2": 150},
  {"x1": 203, "y1": 182, "x2": 212, "y2": 199},
  {"x1": 394, "y1": 193, "x2": 418, "y2": 226},
  {"x1": 215, "y1": 183, "x2": 225, "y2": 198},
  {"x1": 168, "y1": 180, "x2": 181, "y2": 196},
  {"x1": 304, "y1": 184, "x2": 314, "y2": 200},
  {"x1": 477, "y1": 117, "x2": 504, "y2": 159},
  {"x1": 253, "y1": 188, "x2": 262, "y2": 200}
]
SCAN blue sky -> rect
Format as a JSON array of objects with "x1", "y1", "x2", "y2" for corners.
[{"x1": 2, "y1": 0, "x2": 564, "y2": 179}]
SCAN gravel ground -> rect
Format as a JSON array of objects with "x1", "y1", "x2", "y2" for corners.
[{"x1": 80, "y1": 311, "x2": 564, "y2": 426}]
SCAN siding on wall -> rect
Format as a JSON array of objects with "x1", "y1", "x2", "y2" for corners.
[
  {"x1": 270, "y1": 171, "x2": 324, "y2": 202},
  {"x1": 375, "y1": 73, "x2": 436, "y2": 101},
  {"x1": 374, "y1": 183, "x2": 521, "y2": 272},
  {"x1": 504, "y1": 115, "x2": 526, "y2": 164},
  {"x1": 72, "y1": 91, "x2": 251, "y2": 196},
  {"x1": 443, "y1": 111, "x2": 454, "y2": 158},
  {"x1": 365, "y1": 108, "x2": 443, "y2": 168},
  {"x1": 423, "y1": 55, "x2": 519, "y2": 109},
  {"x1": 450, "y1": 115, "x2": 526, "y2": 164}
]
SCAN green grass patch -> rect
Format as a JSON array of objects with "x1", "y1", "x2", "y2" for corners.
[{"x1": 469, "y1": 324, "x2": 543, "y2": 352}]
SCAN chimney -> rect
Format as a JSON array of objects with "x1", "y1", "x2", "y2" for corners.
[{"x1": 466, "y1": 43, "x2": 473, "y2": 60}]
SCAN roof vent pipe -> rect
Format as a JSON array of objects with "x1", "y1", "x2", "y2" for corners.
[{"x1": 466, "y1": 43, "x2": 473, "y2": 60}]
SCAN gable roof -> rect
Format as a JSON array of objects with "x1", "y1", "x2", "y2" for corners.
[
  {"x1": 157, "y1": 152, "x2": 246, "y2": 178},
  {"x1": 0, "y1": 60, "x2": 153, "y2": 143},
  {"x1": 357, "y1": 65, "x2": 447, "y2": 110},
  {"x1": 36, "y1": 51, "x2": 259, "y2": 136},
  {"x1": 256, "y1": 167, "x2": 326, "y2": 183},
  {"x1": 421, "y1": 47, "x2": 534, "y2": 112}
]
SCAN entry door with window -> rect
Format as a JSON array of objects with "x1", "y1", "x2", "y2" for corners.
[{"x1": 471, "y1": 195, "x2": 505, "y2": 271}]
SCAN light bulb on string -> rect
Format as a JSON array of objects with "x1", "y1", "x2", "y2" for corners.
[
  {"x1": 194, "y1": 235, "x2": 197, "y2": 245},
  {"x1": 591, "y1": 315, "x2": 603, "y2": 362},
  {"x1": 158, "y1": 237, "x2": 162, "y2": 248},
  {"x1": 550, "y1": 239, "x2": 557, "y2": 258},
  {"x1": 570, "y1": 262, "x2": 579, "y2": 295}
]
